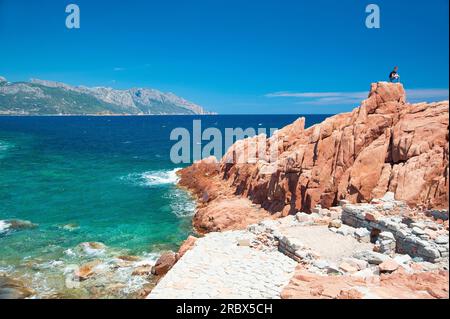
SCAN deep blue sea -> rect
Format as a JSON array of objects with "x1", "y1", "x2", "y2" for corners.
[{"x1": 0, "y1": 115, "x2": 329, "y2": 298}]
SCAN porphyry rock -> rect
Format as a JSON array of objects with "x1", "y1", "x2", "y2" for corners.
[
  {"x1": 152, "y1": 252, "x2": 177, "y2": 276},
  {"x1": 176, "y1": 236, "x2": 197, "y2": 260},
  {"x1": 179, "y1": 82, "x2": 449, "y2": 232}
]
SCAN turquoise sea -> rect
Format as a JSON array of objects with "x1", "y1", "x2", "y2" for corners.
[{"x1": 0, "y1": 115, "x2": 328, "y2": 298}]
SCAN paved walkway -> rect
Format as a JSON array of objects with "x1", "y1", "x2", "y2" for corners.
[
  {"x1": 279, "y1": 225, "x2": 374, "y2": 263},
  {"x1": 148, "y1": 230, "x2": 297, "y2": 299}
]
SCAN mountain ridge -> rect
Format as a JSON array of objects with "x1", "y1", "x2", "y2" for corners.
[
  {"x1": 177, "y1": 82, "x2": 449, "y2": 233},
  {"x1": 0, "y1": 76, "x2": 212, "y2": 115}
]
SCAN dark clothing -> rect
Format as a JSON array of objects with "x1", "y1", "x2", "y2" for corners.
[{"x1": 389, "y1": 71, "x2": 399, "y2": 82}]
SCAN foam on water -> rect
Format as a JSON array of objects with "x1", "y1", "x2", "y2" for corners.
[
  {"x1": 122, "y1": 168, "x2": 181, "y2": 187},
  {"x1": 0, "y1": 220, "x2": 11, "y2": 234},
  {"x1": 166, "y1": 188, "x2": 196, "y2": 218},
  {"x1": 141, "y1": 168, "x2": 181, "y2": 186},
  {"x1": 0, "y1": 140, "x2": 11, "y2": 159}
]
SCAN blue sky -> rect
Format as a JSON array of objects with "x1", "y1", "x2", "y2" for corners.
[{"x1": 0, "y1": 0, "x2": 448, "y2": 114}]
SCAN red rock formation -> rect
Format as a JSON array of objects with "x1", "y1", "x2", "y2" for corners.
[
  {"x1": 179, "y1": 82, "x2": 449, "y2": 232},
  {"x1": 178, "y1": 157, "x2": 272, "y2": 233},
  {"x1": 176, "y1": 235, "x2": 197, "y2": 260},
  {"x1": 280, "y1": 267, "x2": 449, "y2": 299},
  {"x1": 152, "y1": 252, "x2": 176, "y2": 276}
]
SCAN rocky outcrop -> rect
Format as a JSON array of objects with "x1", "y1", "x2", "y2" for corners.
[
  {"x1": 176, "y1": 236, "x2": 198, "y2": 260},
  {"x1": 178, "y1": 157, "x2": 272, "y2": 233},
  {"x1": 0, "y1": 276, "x2": 34, "y2": 299},
  {"x1": 149, "y1": 200, "x2": 449, "y2": 299},
  {"x1": 151, "y1": 252, "x2": 177, "y2": 276},
  {"x1": 179, "y1": 82, "x2": 449, "y2": 232},
  {"x1": 281, "y1": 268, "x2": 449, "y2": 299}
]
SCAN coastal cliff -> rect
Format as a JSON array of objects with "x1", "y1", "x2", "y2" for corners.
[{"x1": 179, "y1": 82, "x2": 449, "y2": 233}]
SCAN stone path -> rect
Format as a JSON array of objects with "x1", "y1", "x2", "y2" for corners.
[
  {"x1": 148, "y1": 230, "x2": 297, "y2": 299},
  {"x1": 279, "y1": 225, "x2": 374, "y2": 263}
]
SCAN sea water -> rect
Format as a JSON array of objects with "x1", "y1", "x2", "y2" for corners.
[{"x1": 0, "y1": 115, "x2": 329, "y2": 298}]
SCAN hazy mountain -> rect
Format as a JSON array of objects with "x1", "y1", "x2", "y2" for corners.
[{"x1": 0, "y1": 76, "x2": 211, "y2": 115}]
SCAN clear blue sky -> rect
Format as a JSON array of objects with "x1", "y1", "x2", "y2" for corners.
[{"x1": 0, "y1": 0, "x2": 448, "y2": 114}]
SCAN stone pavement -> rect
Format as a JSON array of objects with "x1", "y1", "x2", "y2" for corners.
[{"x1": 148, "y1": 230, "x2": 297, "y2": 299}]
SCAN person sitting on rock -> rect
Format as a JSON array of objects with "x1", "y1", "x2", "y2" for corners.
[{"x1": 389, "y1": 66, "x2": 400, "y2": 83}]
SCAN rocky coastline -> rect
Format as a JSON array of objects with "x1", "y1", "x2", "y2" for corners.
[{"x1": 149, "y1": 82, "x2": 449, "y2": 299}]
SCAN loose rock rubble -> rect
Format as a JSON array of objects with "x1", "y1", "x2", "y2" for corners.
[
  {"x1": 171, "y1": 82, "x2": 449, "y2": 299},
  {"x1": 149, "y1": 192, "x2": 448, "y2": 299},
  {"x1": 339, "y1": 192, "x2": 449, "y2": 263}
]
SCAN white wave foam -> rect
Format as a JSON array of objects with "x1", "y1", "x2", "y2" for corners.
[
  {"x1": 142, "y1": 168, "x2": 181, "y2": 186},
  {"x1": 0, "y1": 141, "x2": 11, "y2": 159},
  {"x1": 166, "y1": 188, "x2": 196, "y2": 218},
  {"x1": 133, "y1": 252, "x2": 160, "y2": 267},
  {"x1": 122, "y1": 168, "x2": 181, "y2": 187},
  {"x1": 0, "y1": 220, "x2": 11, "y2": 234}
]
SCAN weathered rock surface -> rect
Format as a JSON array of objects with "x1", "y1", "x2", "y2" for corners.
[
  {"x1": 151, "y1": 252, "x2": 177, "y2": 276},
  {"x1": 74, "y1": 260, "x2": 102, "y2": 281},
  {"x1": 178, "y1": 157, "x2": 272, "y2": 233},
  {"x1": 179, "y1": 82, "x2": 449, "y2": 232},
  {"x1": 176, "y1": 236, "x2": 198, "y2": 260},
  {"x1": 281, "y1": 267, "x2": 449, "y2": 299},
  {"x1": 148, "y1": 213, "x2": 448, "y2": 299},
  {"x1": 0, "y1": 276, "x2": 34, "y2": 299}
]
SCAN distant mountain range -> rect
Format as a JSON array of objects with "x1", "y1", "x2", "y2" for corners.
[{"x1": 0, "y1": 76, "x2": 211, "y2": 115}]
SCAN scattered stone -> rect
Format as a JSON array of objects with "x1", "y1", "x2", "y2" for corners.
[
  {"x1": 313, "y1": 260, "x2": 329, "y2": 269},
  {"x1": 376, "y1": 231, "x2": 397, "y2": 256},
  {"x1": 394, "y1": 254, "x2": 412, "y2": 265},
  {"x1": 4, "y1": 219, "x2": 38, "y2": 231},
  {"x1": 325, "y1": 264, "x2": 342, "y2": 275},
  {"x1": 118, "y1": 255, "x2": 140, "y2": 262},
  {"x1": 411, "y1": 222, "x2": 426, "y2": 229},
  {"x1": 379, "y1": 231, "x2": 395, "y2": 241},
  {"x1": 341, "y1": 200, "x2": 448, "y2": 262},
  {"x1": 351, "y1": 267, "x2": 379, "y2": 279},
  {"x1": 237, "y1": 239, "x2": 251, "y2": 247},
  {"x1": 412, "y1": 227, "x2": 426, "y2": 236},
  {"x1": 354, "y1": 228, "x2": 371, "y2": 243},
  {"x1": 296, "y1": 212, "x2": 313, "y2": 223},
  {"x1": 365, "y1": 212, "x2": 381, "y2": 222},
  {"x1": 328, "y1": 219, "x2": 342, "y2": 229},
  {"x1": 339, "y1": 200, "x2": 350, "y2": 207},
  {"x1": 382, "y1": 202, "x2": 395, "y2": 211},
  {"x1": 339, "y1": 262, "x2": 358, "y2": 273},
  {"x1": 381, "y1": 192, "x2": 395, "y2": 202},
  {"x1": 0, "y1": 276, "x2": 34, "y2": 299},
  {"x1": 336, "y1": 225, "x2": 353, "y2": 236},
  {"x1": 337, "y1": 289, "x2": 364, "y2": 299},
  {"x1": 132, "y1": 266, "x2": 152, "y2": 276},
  {"x1": 75, "y1": 260, "x2": 102, "y2": 280},
  {"x1": 435, "y1": 235, "x2": 448, "y2": 245},
  {"x1": 353, "y1": 250, "x2": 390, "y2": 265},
  {"x1": 342, "y1": 257, "x2": 368, "y2": 271},
  {"x1": 152, "y1": 252, "x2": 176, "y2": 276},
  {"x1": 379, "y1": 260, "x2": 399, "y2": 273}
]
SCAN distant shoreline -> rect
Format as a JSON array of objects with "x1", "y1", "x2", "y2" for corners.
[
  {"x1": 0, "y1": 113, "x2": 336, "y2": 117},
  {"x1": 0, "y1": 113, "x2": 219, "y2": 117}
]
